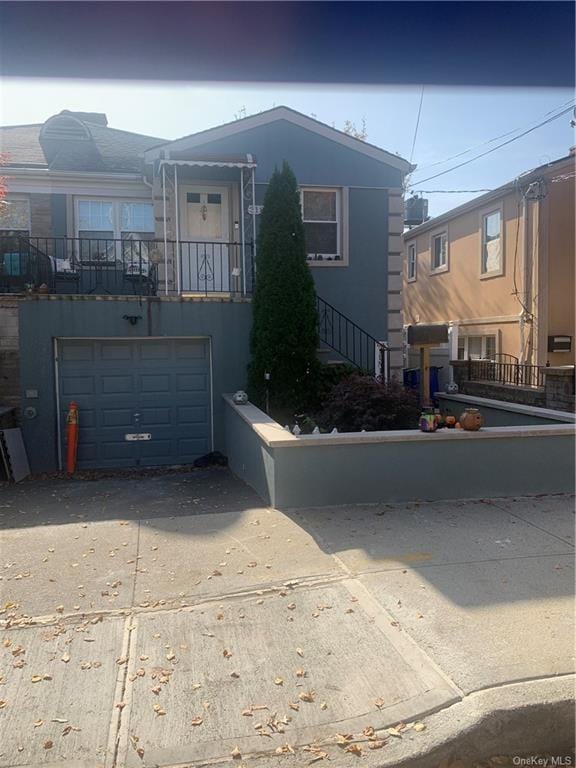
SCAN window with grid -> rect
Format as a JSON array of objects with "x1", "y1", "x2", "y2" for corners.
[
  {"x1": 457, "y1": 335, "x2": 497, "y2": 360},
  {"x1": 301, "y1": 188, "x2": 341, "y2": 261},
  {"x1": 431, "y1": 232, "x2": 447, "y2": 270},
  {"x1": 481, "y1": 210, "x2": 502, "y2": 274},
  {"x1": 77, "y1": 200, "x2": 154, "y2": 263}
]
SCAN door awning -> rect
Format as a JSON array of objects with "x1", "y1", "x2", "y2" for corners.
[{"x1": 158, "y1": 153, "x2": 257, "y2": 170}]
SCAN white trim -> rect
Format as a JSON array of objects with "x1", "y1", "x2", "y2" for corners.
[
  {"x1": 73, "y1": 196, "x2": 155, "y2": 240},
  {"x1": 430, "y1": 229, "x2": 449, "y2": 274},
  {"x1": 300, "y1": 186, "x2": 346, "y2": 265},
  {"x1": 407, "y1": 242, "x2": 417, "y2": 282},
  {"x1": 144, "y1": 107, "x2": 413, "y2": 172},
  {"x1": 457, "y1": 332, "x2": 499, "y2": 361},
  {"x1": 54, "y1": 338, "x2": 63, "y2": 471},
  {"x1": 159, "y1": 159, "x2": 256, "y2": 170},
  {"x1": 479, "y1": 204, "x2": 504, "y2": 278}
]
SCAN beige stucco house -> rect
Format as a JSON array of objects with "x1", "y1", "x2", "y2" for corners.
[{"x1": 403, "y1": 151, "x2": 575, "y2": 370}]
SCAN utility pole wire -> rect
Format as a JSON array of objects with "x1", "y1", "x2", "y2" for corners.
[
  {"x1": 414, "y1": 98, "x2": 575, "y2": 172},
  {"x1": 409, "y1": 86, "x2": 425, "y2": 165},
  {"x1": 407, "y1": 106, "x2": 574, "y2": 188}
]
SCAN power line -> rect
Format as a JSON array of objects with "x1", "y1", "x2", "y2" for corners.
[
  {"x1": 409, "y1": 86, "x2": 425, "y2": 165},
  {"x1": 413, "y1": 188, "x2": 494, "y2": 194},
  {"x1": 414, "y1": 99, "x2": 575, "y2": 172},
  {"x1": 407, "y1": 106, "x2": 574, "y2": 188}
]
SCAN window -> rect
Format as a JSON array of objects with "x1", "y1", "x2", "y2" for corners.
[
  {"x1": 76, "y1": 199, "x2": 154, "y2": 264},
  {"x1": 0, "y1": 198, "x2": 30, "y2": 234},
  {"x1": 481, "y1": 209, "x2": 502, "y2": 274},
  {"x1": 407, "y1": 243, "x2": 417, "y2": 280},
  {"x1": 431, "y1": 232, "x2": 447, "y2": 271},
  {"x1": 301, "y1": 188, "x2": 341, "y2": 262},
  {"x1": 457, "y1": 335, "x2": 497, "y2": 360}
]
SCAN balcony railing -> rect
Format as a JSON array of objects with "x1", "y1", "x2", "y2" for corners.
[
  {"x1": 465, "y1": 358, "x2": 547, "y2": 389},
  {"x1": 0, "y1": 237, "x2": 254, "y2": 297}
]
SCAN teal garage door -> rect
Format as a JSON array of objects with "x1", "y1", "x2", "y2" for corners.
[{"x1": 57, "y1": 338, "x2": 211, "y2": 469}]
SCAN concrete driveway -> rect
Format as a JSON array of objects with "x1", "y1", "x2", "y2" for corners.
[{"x1": 0, "y1": 469, "x2": 574, "y2": 767}]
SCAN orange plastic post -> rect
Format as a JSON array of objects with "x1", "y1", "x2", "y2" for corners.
[{"x1": 66, "y1": 401, "x2": 79, "y2": 474}]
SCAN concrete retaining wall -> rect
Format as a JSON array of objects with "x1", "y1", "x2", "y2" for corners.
[
  {"x1": 224, "y1": 396, "x2": 575, "y2": 508},
  {"x1": 436, "y1": 393, "x2": 575, "y2": 427}
]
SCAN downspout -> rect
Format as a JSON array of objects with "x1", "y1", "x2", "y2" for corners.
[
  {"x1": 174, "y1": 164, "x2": 181, "y2": 295},
  {"x1": 240, "y1": 167, "x2": 246, "y2": 295},
  {"x1": 162, "y1": 164, "x2": 168, "y2": 296}
]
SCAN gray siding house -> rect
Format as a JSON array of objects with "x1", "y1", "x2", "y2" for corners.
[{"x1": 0, "y1": 107, "x2": 411, "y2": 472}]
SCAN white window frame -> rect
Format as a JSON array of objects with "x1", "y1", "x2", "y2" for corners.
[
  {"x1": 457, "y1": 334, "x2": 498, "y2": 361},
  {"x1": 0, "y1": 195, "x2": 31, "y2": 233},
  {"x1": 74, "y1": 197, "x2": 155, "y2": 240},
  {"x1": 430, "y1": 230, "x2": 449, "y2": 274},
  {"x1": 300, "y1": 186, "x2": 346, "y2": 266},
  {"x1": 407, "y1": 242, "x2": 417, "y2": 281},
  {"x1": 480, "y1": 205, "x2": 504, "y2": 278}
]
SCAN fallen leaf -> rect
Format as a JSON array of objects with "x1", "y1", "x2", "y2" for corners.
[
  {"x1": 296, "y1": 667, "x2": 306, "y2": 677},
  {"x1": 166, "y1": 652, "x2": 176, "y2": 661},
  {"x1": 136, "y1": 748, "x2": 145, "y2": 759},
  {"x1": 139, "y1": 655, "x2": 149, "y2": 661},
  {"x1": 231, "y1": 746, "x2": 242, "y2": 759},
  {"x1": 276, "y1": 744, "x2": 295, "y2": 754},
  {"x1": 299, "y1": 690, "x2": 315, "y2": 703},
  {"x1": 274, "y1": 677, "x2": 284, "y2": 685},
  {"x1": 289, "y1": 702, "x2": 300, "y2": 711},
  {"x1": 320, "y1": 701, "x2": 328, "y2": 710},
  {"x1": 33, "y1": 719, "x2": 43, "y2": 727},
  {"x1": 296, "y1": 647, "x2": 304, "y2": 657},
  {"x1": 368, "y1": 739, "x2": 387, "y2": 750},
  {"x1": 153, "y1": 704, "x2": 166, "y2": 716},
  {"x1": 61, "y1": 654, "x2": 70, "y2": 663},
  {"x1": 287, "y1": 603, "x2": 296, "y2": 610},
  {"x1": 191, "y1": 717, "x2": 203, "y2": 726},
  {"x1": 31, "y1": 675, "x2": 43, "y2": 683},
  {"x1": 223, "y1": 649, "x2": 233, "y2": 659},
  {"x1": 345, "y1": 743, "x2": 363, "y2": 756},
  {"x1": 51, "y1": 718, "x2": 68, "y2": 723},
  {"x1": 335, "y1": 733, "x2": 353, "y2": 744},
  {"x1": 375, "y1": 697, "x2": 385, "y2": 709},
  {"x1": 387, "y1": 726, "x2": 402, "y2": 738},
  {"x1": 362, "y1": 726, "x2": 375, "y2": 737},
  {"x1": 43, "y1": 741, "x2": 53, "y2": 750},
  {"x1": 413, "y1": 722, "x2": 426, "y2": 732}
]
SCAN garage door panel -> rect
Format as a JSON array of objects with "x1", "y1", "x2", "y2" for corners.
[
  {"x1": 100, "y1": 342, "x2": 135, "y2": 362},
  {"x1": 58, "y1": 339, "x2": 211, "y2": 469},
  {"x1": 100, "y1": 409, "x2": 135, "y2": 427},
  {"x1": 101, "y1": 375, "x2": 134, "y2": 394},
  {"x1": 61, "y1": 376, "x2": 95, "y2": 396},
  {"x1": 139, "y1": 374, "x2": 171, "y2": 393},
  {"x1": 177, "y1": 405, "x2": 208, "y2": 424},
  {"x1": 175, "y1": 340, "x2": 208, "y2": 359},
  {"x1": 176, "y1": 373, "x2": 208, "y2": 392}
]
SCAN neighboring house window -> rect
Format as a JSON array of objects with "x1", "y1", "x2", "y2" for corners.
[
  {"x1": 481, "y1": 209, "x2": 502, "y2": 274},
  {"x1": 0, "y1": 198, "x2": 30, "y2": 234},
  {"x1": 301, "y1": 188, "x2": 341, "y2": 262},
  {"x1": 431, "y1": 232, "x2": 448, "y2": 271},
  {"x1": 458, "y1": 335, "x2": 497, "y2": 360},
  {"x1": 407, "y1": 243, "x2": 417, "y2": 280},
  {"x1": 76, "y1": 199, "x2": 154, "y2": 264}
]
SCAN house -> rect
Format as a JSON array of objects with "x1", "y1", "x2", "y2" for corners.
[
  {"x1": 0, "y1": 107, "x2": 412, "y2": 472},
  {"x1": 403, "y1": 152, "x2": 575, "y2": 380}
]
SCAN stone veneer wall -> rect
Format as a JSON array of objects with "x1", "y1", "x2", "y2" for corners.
[{"x1": 0, "y1": 296, "x2": 21, "y2": 415}]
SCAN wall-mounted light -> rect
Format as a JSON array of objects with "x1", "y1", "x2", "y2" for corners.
[{"x1": 122, "y1": 315, "x2": 142, "y2": 326}]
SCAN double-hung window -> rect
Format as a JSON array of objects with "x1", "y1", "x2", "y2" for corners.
[
  {"x1": 457, "y1": 335, "x2": 497, "y2": 360},
  {"x1": 431, "y1": 232, "x2": 448, "y2": 271},
  {"x1": 481, "y1": 209, "x2": 502, "y2": 275},
  {"x1": 77, "y1": 200, "x2": 154, "y2": 269},
  {"x1": 407, "y1": 243, "x2": 417, "y2": 280},
  {"x1": 301, "y1": 188, "x2": 342, "y2": 262}
]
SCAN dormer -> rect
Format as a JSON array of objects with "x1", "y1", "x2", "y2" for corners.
[{"x1": 39, "y1": 111, "x2": 105, "y2": 170}]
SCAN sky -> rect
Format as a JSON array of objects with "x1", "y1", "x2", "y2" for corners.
[{"x1": 1, "y1": 78, "x2": 574, "y2": 217}]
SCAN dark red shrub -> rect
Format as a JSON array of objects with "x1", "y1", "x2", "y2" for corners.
[{"x1": 315, "y1": 374, "x2": 420, "y2": 432}]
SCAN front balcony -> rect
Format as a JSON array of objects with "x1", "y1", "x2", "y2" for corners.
[{"x1": 0, "y1": 236, "x2": 254, "y2": 297}]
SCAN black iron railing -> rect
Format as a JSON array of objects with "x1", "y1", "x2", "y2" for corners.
[
  {"x1": 466, "y1": 359, "x2": 546, "y2": 389},
  {"x1": 316, "y1": 295, "x2": 389, "y2": 379},
  {"x1": 0, "y1": 237, "x2": 254, "y2": 296}
]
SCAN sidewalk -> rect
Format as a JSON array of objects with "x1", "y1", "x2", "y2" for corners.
[{"x1": 0, "y1": 470, "x2": 573, "y2": 767}]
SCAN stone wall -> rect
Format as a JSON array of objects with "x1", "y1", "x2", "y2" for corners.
[
  {"x1": 0, "y1": 296, "x2": 21, "y2": 415},
  {"x1": 544, "y1": 367, "x2": 576, "y2": 413}
]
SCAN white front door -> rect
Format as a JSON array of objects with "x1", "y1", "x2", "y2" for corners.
[{"x1": 179, "y1": 185, "x2": 230, "y2": 292}]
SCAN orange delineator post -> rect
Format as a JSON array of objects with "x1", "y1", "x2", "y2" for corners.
[{"x1": 66, "y1": 401, "x2": 79, "y2": 474}]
